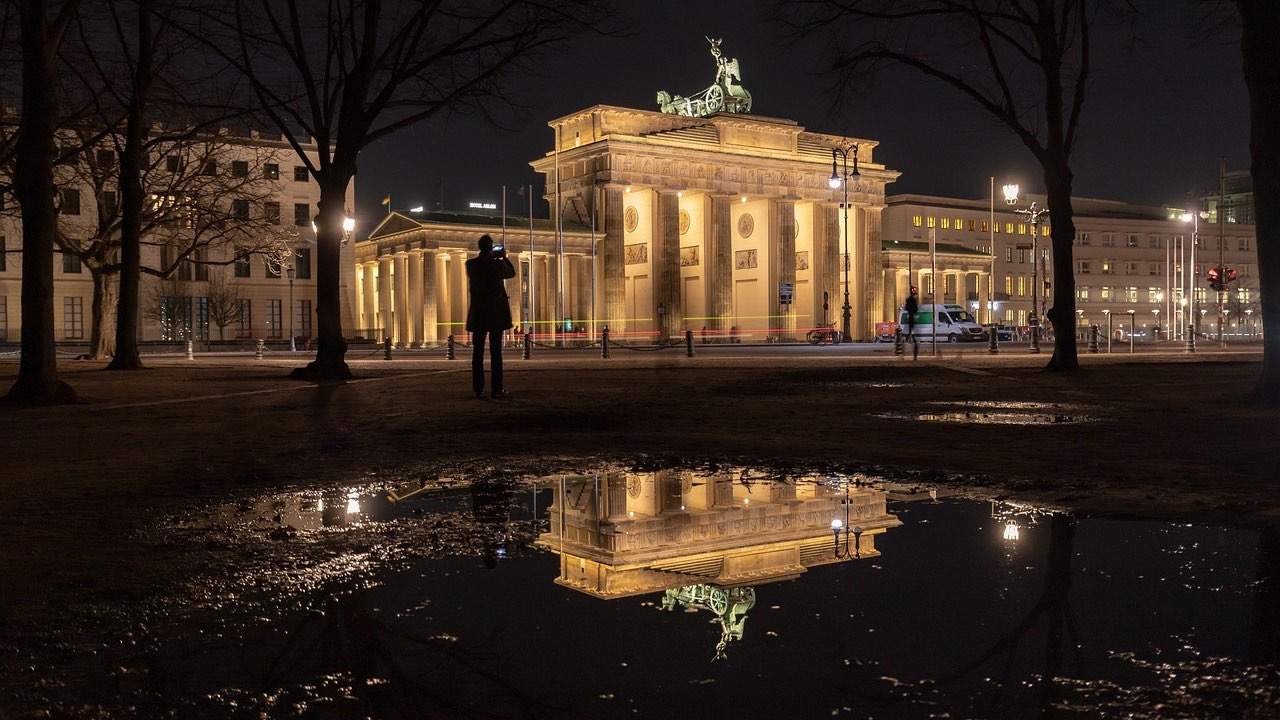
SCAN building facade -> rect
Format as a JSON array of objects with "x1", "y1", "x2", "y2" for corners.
[
  {"x1": 0, "y1": 130, "x2": 356, "y2": 346},
  {"x1": 884, "y1": 194, "x2": 1261, "y2": 338}
]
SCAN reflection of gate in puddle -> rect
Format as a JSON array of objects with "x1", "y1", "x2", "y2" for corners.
[
  {"x1": 661, "y1": 584, "x2": 756, "y2": 661},
  {"x1": 536, "y1": 471, "x2": 902, "y2": 659}
]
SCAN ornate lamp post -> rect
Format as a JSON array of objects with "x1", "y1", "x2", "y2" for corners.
[
  {"x1": 829, "y1": 144, "x2": 860, "y2": 343},
  {"x1": 1002, "y1": 184, "x2": 1049, "y2": 327}
]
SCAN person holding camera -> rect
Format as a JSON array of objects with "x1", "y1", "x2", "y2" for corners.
[{"x1": 466, "y1": 234, "x2": 516, "y2": 399}]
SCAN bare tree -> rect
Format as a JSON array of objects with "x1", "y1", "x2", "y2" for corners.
[
  {"x1": 1237, "y1": 0, "x2": 1280, "y2": 403},
  {"x1": 205, "y1": 268, "x2": 241, "y2": 341},
  {"x1": 796, "y1": 0, "x2": 1113, "y2": 371},
  {"x1": 6, "y1": 0, "x2": 80, "y2": 403},
  {"x1": 180, "y1": 0, "x2": 611, "y2": 381}
]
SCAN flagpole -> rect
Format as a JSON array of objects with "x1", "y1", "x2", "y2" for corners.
[
  {"x1": 502, "y1": 185, "x2": 507, "y2": 244},
  {"x1": 930, "y1": 227, "x2": 938, "y2": 357},
  {"x1": 529, "y1": 184, "x2": 535, "y2": 338}
]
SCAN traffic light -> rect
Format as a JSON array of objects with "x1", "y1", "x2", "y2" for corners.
[{"x1": 1207, "y1": 267, "x2": 1225, "y2": 292}]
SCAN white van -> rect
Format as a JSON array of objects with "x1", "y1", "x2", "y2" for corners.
[{"x1": 898, "y1": 304, "x2": 988, "y2": 343}]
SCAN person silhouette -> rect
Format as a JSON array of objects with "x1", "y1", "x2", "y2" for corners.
[{"x1": 465, "y1": 235, "x2": 516, "y2": 399}]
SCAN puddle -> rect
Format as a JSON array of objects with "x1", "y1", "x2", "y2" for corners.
[
  {"x1": 12, "y1": 467, "x2": 1279, "y2": 718},
  {"x1": 874, "y1": 400, "x2": 1103, "y2": 425}
]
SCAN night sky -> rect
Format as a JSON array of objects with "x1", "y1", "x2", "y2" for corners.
[{"x1": 357, "y1": 1, "x2": 1248, "y2": 223}]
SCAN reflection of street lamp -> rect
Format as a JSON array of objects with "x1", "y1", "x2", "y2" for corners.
[
  {"x1": 1246, "y1": 308, "x2": 1254, "y2": 336},
  {"x1": 830, "y1": 481, "x2": 863, "y2": 559},
  {"x1": 829, "y1": 144, "x2": 860, "y2": 343}
]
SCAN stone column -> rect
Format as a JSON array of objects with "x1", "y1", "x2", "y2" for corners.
[
  {"x1": 393, "y1": 252, "x2": 409, "y2": 347},
  {"x1": 421, "y1": 249, "x2": 438, "y2": 344},
  {"x1": 435, "y1": 253, "x2": 451, "y2": 339},
  {"x1": 602, "y1": 186, "x2": 625, "y2": 332},
  {"x1": 705, "y1": 195, "x2": 733, "y2": 335},
  {"x1": 376, "y1": 255, "x2": 393, "y2": 342},
  {"x1": 768, "y1": 199, "x2": 797, "y2": 341},
  {"x1": 450, "y1": 251, "x2": 467, "y2": 334},
  {"x1": 811, "y1": 203, "x2": 840, "y2": 328},
  {"x1": 860, "y1": 206, "x2": 884, "y2": 338},
  {"x1": 506, "y1": 254, "x2": 523, "y2": 331},
  {"x1": 653, "y1": 190, "x2": 681, "y2": 340},
  {"x1": 407, "y1": 250, "x2": 424, "y2": 347},
  {"x1": 361, "y1": 262, "x2": 377, "y2": 335},
  {"x1": 978, "y1": 271, "x2": 991, "y2": 324},
  {"x1": 354, "y1": 263, "x2": 365, "y2": 337},
  {"x1": 576, "y1": 255, "x2": 593, "y2": 328}
]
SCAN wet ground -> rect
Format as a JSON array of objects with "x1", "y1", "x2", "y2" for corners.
[{"x1": 5, "y1": 465, "x2": 1277, "y2": 719}]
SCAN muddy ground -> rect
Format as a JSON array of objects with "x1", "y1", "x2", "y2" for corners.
[{"x1": 0, "y1": 352, "x2": 1276, "y2": 715}]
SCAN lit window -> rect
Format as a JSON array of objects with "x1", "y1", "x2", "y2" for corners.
[
  {"x1": 1100, "y1": 286, "x2": 1111, "y2": 301},
  {"x1": 941, "y1": 217, "x2": 950, "y2": 230},
  {"x1": 993, "y1": 222, "x2": 1001, "y2": 234},
  {"x1": 980, "y1": 221, "x2": 988, "y2": 232},
  {"x1": 1041, "y1": 225, "x2": 1050, "y2": 237},
  {"x1": 1017, "y1": 223, "x2": 1026, "y2": 235},
  {"x1": 1017, "y1": 276, "x2": 1026, "y2": 297},
  {"x1": 957, "y1": 217, "x2": 965, "y2": 230},
  {"x1": 1005, "y1": 222, "x2": 1014, "y2": 234},
  {"x1": 927, "y1": 216, "x2": 936, "y2": 228},
  {"x1": 912, "y1": 215, "x2": 922, "y2": 227},
  {"x1": 1078, "y1": 286, "x2": 1089, "y2": 301},
  {"x1": 1004, "y1": 275, "x2": 1013, "y2": 296}
]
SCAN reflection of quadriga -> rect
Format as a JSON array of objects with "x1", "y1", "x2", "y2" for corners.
[
  {"x1": 657, "y1": 37, "x2": 753, "y2": 117},
  {"x1": 661, "y1": 584, "x2": 757, "y2": 661}
]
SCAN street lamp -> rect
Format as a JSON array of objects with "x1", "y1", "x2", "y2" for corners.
[
  {"x1": 1002, "y1": 185, "x2": 1049, "y2": 327},
  {"x1": 830, "y1": 144, "x2": 860, "y2": 343},
  {"x1": 287, "y1": 263, "x2": 297, "y2": 351},
  {"x1": 310, "y1": 214, "x2": 357, "y2": 244},
  {"x1": 1179, "y1": 211, "x2": 1207, "y2": 336}
]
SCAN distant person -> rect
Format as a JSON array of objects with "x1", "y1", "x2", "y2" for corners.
[
  {"x1": 904, "y1": 286, "x2": 920, "y2": 360},
  {"x1": 466, "y1": 235, "x2": 516, "y2": 399}
]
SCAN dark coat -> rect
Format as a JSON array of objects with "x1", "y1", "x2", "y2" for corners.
[{"x1": 465, "y1": 253, "x2": 516, "y2": 332}]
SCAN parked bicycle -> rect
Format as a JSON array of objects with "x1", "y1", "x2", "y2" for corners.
[{"x1": 806, "y1": 323, "x2": 842, "y2": 345}]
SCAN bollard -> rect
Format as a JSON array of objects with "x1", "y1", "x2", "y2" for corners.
[
  {"x1": 894, "y1": 328, "x2": 904, "y2": 356},
  {"x1": 255, "y1": 338, "x2": 264, "y2": 360},
  {"x1": 383, "y1": 337, "x2": 392, "y2": 360},
  {"x1": 445, "y1": 334, "x2": 455, "y2": 360},
  {"x1": 1088, "y1": 325, "x2": 1100, "y2": 353},
  {"x1": 523, "y1": 331, "x2": 532, "y2": 360},
  {"x1": 685, "y1": 329, "x2": 695, "y2": 358},
  {"x1": 701, "y1": 325, "x2": 709, "y2": 345},
  {"x1": 1186, "y1": 325, "x2": 1196, "y2": 353},
  {"x1": 988, "y1": 325, "x2": 999, "y2": 355},
  {"x1": 1029, "y1": 325, "x2": 1041, "y2": 354},
  {"x1": 601, "y1": 326, "x2": 611, "y2": 359},
  {"x1": 186, "y1": 340, "x2": 194, "y2": 361}
]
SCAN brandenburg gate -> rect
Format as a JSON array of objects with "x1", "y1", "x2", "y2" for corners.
[{"x1": 533, "y1": 103, "x2": 899, "y2": 341}]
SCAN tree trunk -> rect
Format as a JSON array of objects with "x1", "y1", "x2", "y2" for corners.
[
  {"x1": 6, "y1": 0, "x2": 77, "y2": 404},
  {"x1": 291, "y1": 177, "x2": 352, "y2": 381},
  {"x1": 1043, "y1": 162, "x2": 1080, "y2": 371},
  {"x1": 107, "y1": 0, "x2": 151, "y2": 372},
  {"x1": 88, "y1": 268, "x2": 118, "y2": 360},
  {"x1": 1240, "y1": 0, "x2": 1280, "y2": 404}
]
